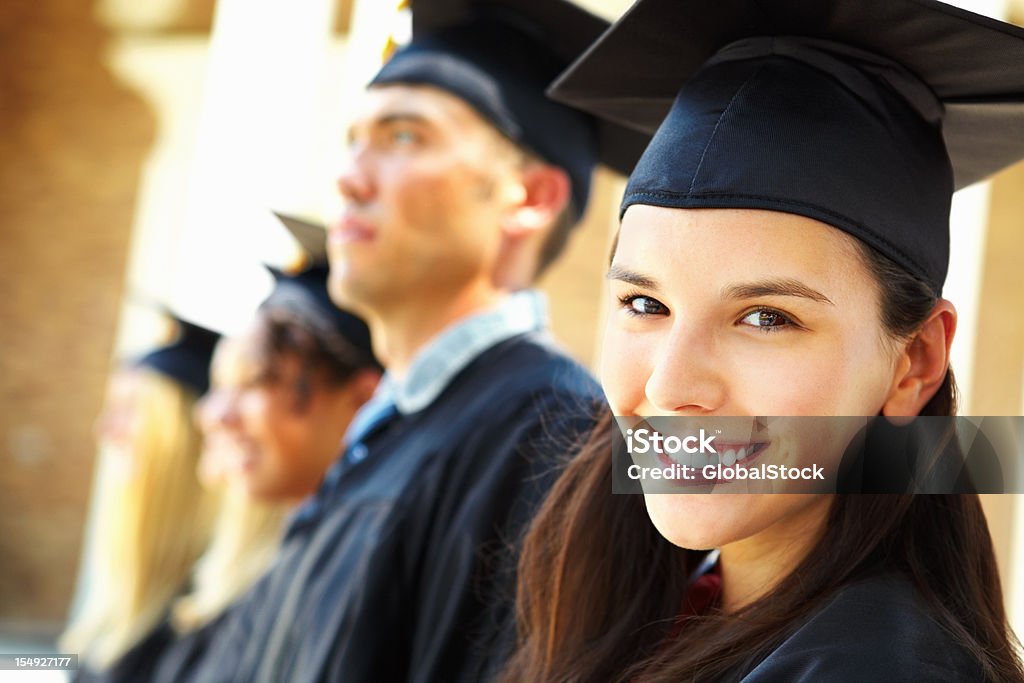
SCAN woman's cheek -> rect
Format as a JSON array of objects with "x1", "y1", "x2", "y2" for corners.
[
  {"x1": 238, "y1": 390, "x2": 271, "y2": 442},
  {"x1": 600, "y1": 326, "x2": 653, "y2": 415},
  {"x1": 730, "y1": 343, "x2": 842, "y2": 416}
]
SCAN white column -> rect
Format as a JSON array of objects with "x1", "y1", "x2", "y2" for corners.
[
  {"x1": 942, "y1": 0, "x2": 1010, "y2": 414},
  {"x1": 173, "y1": 0, "x2": 337, "y2": 333}
]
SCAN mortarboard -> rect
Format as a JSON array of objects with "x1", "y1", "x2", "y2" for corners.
[
  {"x1": 369, "y1": 0, "x2": 650, "y2": 219},
  {"x1": 274, "y1": 212, "x2": 330, "y2": 265},
  {"x1": 134, "y1": 314, "x2": 220, "y2": 395},
  {"x1": 267, "y1": 213, "x2": 380, "y2": 370},
  {"x1": 548, "y1": 0, "x2": 1024, "y2": 294}
]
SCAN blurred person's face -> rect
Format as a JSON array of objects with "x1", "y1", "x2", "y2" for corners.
[
  {"x1": 602, "y1": 207, "x2": 907, "y2": 559},
  {"x1": 199, "y1": 329, "x2": 371, "y2": 502},
  {"x1": 194, "y1": 337, "x2": 248, "y2": 489},
  {"x1": 328, "y1": 84, "x2": 526, "y2": 315},
  {"x1": 94, "y1": 368, "x2": 145, "y2": 478}
]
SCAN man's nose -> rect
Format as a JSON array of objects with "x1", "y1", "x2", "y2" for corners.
[{"x1": 335, "y1": 146, "x2": 375, "y2": 205}]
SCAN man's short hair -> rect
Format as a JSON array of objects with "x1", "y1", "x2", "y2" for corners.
[{"x1": 536, "y1": 202, "x2": 576, "y2": 278}]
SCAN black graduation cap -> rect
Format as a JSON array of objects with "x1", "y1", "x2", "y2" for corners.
[
  {"x1": 267, "y1": 213, "x2": 380, "y2": 370},
  {"x1": 274, "y1": 212, "x2": 329, "y2": 265},
  {"x1": 549, "y1": 0, "x2": 1024, "y2": 295},
  {"x1": 369, "y1": 0, "x2": 650, "y2": 219},
  {"x1": 134, "y1": 314, "x2": 220, "y2": 395}
]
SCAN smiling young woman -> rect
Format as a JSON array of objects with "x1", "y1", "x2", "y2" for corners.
[
  {"x1": 500, "y1": 0, "x2": 1024, "y2": 681},
  {"x1": 500, "y1": 211, "x2": 1017, "y2": 683},
  {"x1": 201, "y1": 257, "x2": 381, "y2": 504}
]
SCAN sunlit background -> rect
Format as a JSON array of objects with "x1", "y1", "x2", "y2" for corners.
[{"x1": 2, "y1": 0, "x2": 1023, "y2": 678}]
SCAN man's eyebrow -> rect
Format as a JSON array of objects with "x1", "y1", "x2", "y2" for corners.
[
  {"x1": 347, "y1": 112, "x2": 430, "y2": 143},
  {"x1": 376, "y1": 112, "x2": 430, "y2": 126},
  {"x1": 723, "y1": 278, "x2": 834, "y2": 305},
  {"x1": 606, "y1": 265, "x2": 661, "y2": 290}
]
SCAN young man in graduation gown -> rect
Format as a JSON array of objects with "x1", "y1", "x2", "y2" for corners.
[{"x1": 154, "y1": 2, "x2": 645, "y2": 682}]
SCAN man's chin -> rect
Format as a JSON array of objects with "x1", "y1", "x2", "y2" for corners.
[
  {"x1": 327, "y1": 270, "x2": 364, "y2": 301},
  {"x1": 327, "y1": 271, "x2": 375, "y2": 308}
]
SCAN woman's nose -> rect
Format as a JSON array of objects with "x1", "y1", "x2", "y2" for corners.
[
  {"x1": 195, "y1": 391, "x2": 237, "y2": 433},
  {"x1": 643, "y1": 323, "x2": 728, "y2": 415}
]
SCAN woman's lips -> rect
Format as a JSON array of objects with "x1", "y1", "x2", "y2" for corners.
[
  {"x1": 624, "y1": 418, "x2": 774, "y2": 488},
  {"x1": 220, "y1": 437, "x2": 260, "y2": 473},
  {"x1": 650, "y1": 437, "x2": 771, "y2": 487},
  {"x1": 714, "y1": 440, "x2": 770, "y2": 466},
  {"x1": 653, "y1": 439, "x2": 770, "y2": 469}
]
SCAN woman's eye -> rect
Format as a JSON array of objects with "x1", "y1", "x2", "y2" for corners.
[
  {"x1": 620, "y1": 295, "x2": 668, "y2": 317},
  {"x1": 738, "y1": 308, "x2": 794, "y2": 332},
  {"x1": 240, "y1": 368, "x2": 275, "y2": 389}
]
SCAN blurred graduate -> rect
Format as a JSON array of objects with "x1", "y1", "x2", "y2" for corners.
[
  {"x1": 152, "y1": 215, "x2": 382, "y2": 682},
  {"x1": 62, "y1": 312, "x2": 220, "y2": 682},
  {"x1": 156, "y1": 1, "x2": 645, "y2": 681},
  {"x1": 66, "y1": 214, "x2": 380, "y2": 683}
]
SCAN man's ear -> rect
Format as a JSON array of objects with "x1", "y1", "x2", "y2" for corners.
[
  {"x1": 344, "y1": 368, "x2": 382, "y2": 409},
  {"x1": 881, "y1": 299, "x2": 957, "y2": 418},
  {"x1": 499, "y1": 163, "x2": 571, "y2": 238}
]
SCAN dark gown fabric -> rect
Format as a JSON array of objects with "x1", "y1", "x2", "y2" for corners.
[
  {"x1": 147, "y1": 611, "x2": 227, "y2": 683},
  {"x1": 74, "y1": 611, "x2": 227, "y2": 683},
  {"x1": 73, "y1": 620, "x2": 174, "y2": 683},
  {"x1": 738, "y1": 573, "x2": 984, "y2": 682},
  {"x1": 158, "y1": 331, "x2": 601, "y2": 683}
]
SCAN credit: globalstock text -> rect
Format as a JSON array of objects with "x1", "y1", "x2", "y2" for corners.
[
  {"x1": 626, "y1": 463, "x2": 825, "y2": 481},
  {"x1": 624, "y1": 428, "x2": 824, "y2": 481}
]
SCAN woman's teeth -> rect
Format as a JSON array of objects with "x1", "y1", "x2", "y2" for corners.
[{"x1": 672, "y1": 444, "x2": 760, "y2": 468}]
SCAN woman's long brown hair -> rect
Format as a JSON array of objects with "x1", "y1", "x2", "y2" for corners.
[{"x1": 501, "y1": 244, "x2": 1024, "y2": 682}]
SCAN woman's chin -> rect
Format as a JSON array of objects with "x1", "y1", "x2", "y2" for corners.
[{"x1": 643, "y1": 493, "x2": 756, "y2": 550}]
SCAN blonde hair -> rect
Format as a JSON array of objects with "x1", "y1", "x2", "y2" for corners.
[
  {"x1": 61, "y1": 368, "x2": 215, "y2": 668},
  {"x1": 171, "y1": 486, "x2": 289, "y2": 631}
]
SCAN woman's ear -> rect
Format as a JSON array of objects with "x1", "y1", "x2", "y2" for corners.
[
  {"x1": 881, "y1": 299, "x2": 957, "y2": 417},
  {"x1": 499, "y1": 163, "x2": 571, "y2": 238}
]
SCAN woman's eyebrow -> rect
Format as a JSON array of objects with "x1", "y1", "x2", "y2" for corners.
[
  {"x1": 723, "y1": 278, "x2": 834, "y2": 305},
  {"x1": 606, "y1": 265, "x2": 660, "y2": 290}
]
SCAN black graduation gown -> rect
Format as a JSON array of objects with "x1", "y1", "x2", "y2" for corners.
[
  {"x1": 162, "y1": 331, "x2": 600, "y2": 683},
  {"x1": 739, "y1": 572, "x2": 985, "y2": 681},
  {"x1": 73, "y1": 620, "x2": 173, "y2": 683},
  {"x1": 148, "y1": 611, "x2": 227, "y2": 683},
  {"x1": 75, "y1": 610, "x2": 228, "y2": 683}
]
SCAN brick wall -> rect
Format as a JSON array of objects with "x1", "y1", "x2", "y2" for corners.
[{"x1": 0, "y1": 0, "x2": 156, "y2": 623}]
